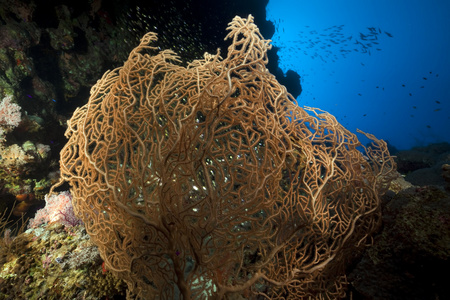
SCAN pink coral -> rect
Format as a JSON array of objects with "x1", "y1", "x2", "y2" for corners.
[
  {"x1": 28, "y1": 191, "x2": 83, "y2": 228},
  {"x1": 0, "y1": 95, "x2": 21, "y2": 128}
]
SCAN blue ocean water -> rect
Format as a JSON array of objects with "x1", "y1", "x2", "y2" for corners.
[{"x1": 266, "y1": 0, "x2": 450, "y2": 150}]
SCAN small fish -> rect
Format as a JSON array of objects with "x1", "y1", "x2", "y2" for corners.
[
  {"x1": 402, "y1": 84, "x2": 405, "y2": 87},
  {"x1": 436, "y1": 100, "x2": 441, "y2": 104},
  {"x1": 426, "y1": 125, "x2": 431, "y2": 128},
  {"x1": 413, "y1": 106, "x2": 417, "y2": 109},
  {"x1": 423, "y1": 77, "x2": 427, "y2": 80},
  {"x1": 409, "y1": 93, "x2": 412, "y2": 96},
  {"x1": 434, "y1": 109, "x2": 441, "y2": 112},
  {"x1": 384, "y1": 31, "x2": 393, "y2": 37}
]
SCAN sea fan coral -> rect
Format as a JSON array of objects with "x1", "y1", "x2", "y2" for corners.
[{"x1": 54, "y1": 15, "x2": 396, "y2": 299}]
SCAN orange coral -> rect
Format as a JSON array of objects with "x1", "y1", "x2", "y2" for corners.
[{"x1": 54, "y1": 15, "x2": 396, "y2": 299}]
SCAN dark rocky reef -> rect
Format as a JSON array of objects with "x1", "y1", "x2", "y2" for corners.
[{"x1": 347, "y1": 143, "x2": 450, "y2": 300}]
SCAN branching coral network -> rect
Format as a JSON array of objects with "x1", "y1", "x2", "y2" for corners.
[{"x1": 54, "y1": 15, "x2": 396, "y2": 299}]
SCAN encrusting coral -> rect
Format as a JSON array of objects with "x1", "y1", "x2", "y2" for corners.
[
  {"x1": 53, "y1": 15, "x2": 396, "y2": 299},
  {"x1": 0, "y1": 221, "x2": 126, "y2": 299},
  {"x1": 0, "y1": 94, "x2": 54, "y2": 204}
]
